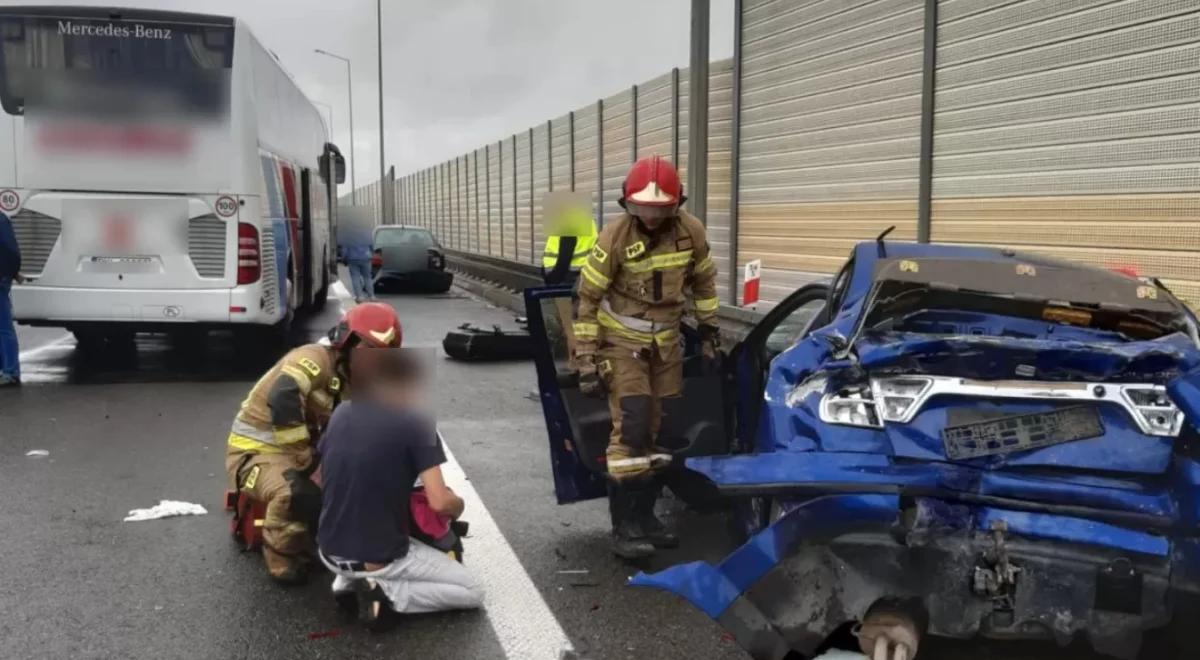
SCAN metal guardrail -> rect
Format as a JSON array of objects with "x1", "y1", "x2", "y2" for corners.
[
  {"x1": 444, "y1": 248, "x2": 764, "y2": 340},
  {"x1": 444, "y1": 249, "x2": 542, "y2": 292}
]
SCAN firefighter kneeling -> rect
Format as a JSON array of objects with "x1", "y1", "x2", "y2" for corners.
[
  {"x1": 224, "y1": 303, "x2": 403, "y2": 583},
  {"x1": 573, "y1": 155, "x2": 720, "y2": 559}
]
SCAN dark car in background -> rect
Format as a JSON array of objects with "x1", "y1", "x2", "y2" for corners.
[{"x1": 371, "y1": 225, "x2": 453, "y2": 293}]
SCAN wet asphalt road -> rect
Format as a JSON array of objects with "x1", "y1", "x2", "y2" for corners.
[
  {"x1": 0, "y1": 283, "x2": 748, "y2": 660},
  {"x1": 0, "y1": 280, "x2": 1120, "y2": 660}
]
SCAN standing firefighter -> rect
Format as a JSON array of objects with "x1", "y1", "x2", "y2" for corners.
[
  {"x1": 573, "y1": 155, "x2": 720, "y2": 559},
  {"x1": 225, "y1": 303, "x2": 403, "y2": 583}
]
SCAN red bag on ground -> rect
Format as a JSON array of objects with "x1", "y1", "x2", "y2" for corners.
[{"x1": 227, "y1": 491, "x2": 267, "y2": 551}]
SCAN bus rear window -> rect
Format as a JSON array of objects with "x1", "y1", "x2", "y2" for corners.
[{"x1": 0, "y1": 14, "x2": 234, "y2": 117}]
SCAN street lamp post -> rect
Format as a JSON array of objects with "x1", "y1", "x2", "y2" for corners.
[{"x1": 314, "y1": 48, "x2": 357, "y2": 203}]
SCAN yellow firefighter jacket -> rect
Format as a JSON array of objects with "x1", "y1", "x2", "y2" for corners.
[
  {"x1": 573, "y1": 211, "x2": 719, "y2": 361},
  {"x1": 226, "y1": 343, "x2": 343, "y2": 455}
]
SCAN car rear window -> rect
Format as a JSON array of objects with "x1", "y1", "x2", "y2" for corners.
[
  {"x1": 376, "y1": 228, "x2": 434, "y2": 248},
  {"x1": 862, "y1": 258, "x2": 1192, "y2": 341}
]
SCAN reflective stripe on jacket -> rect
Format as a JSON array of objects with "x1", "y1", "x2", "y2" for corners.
[
  {"x1": 573, "y1": 211, "x2": 719, "y2": 357},
  {"x1": 542, "y1": 226, "x2": 598, "y2": 270},
  {"x1": 227, "y1": 344, "x2": 342, "y2": 454}
]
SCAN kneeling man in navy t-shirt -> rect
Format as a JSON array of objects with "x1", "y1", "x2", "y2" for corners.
[{"x1": 317, "y1": 350, "x2": 483, "y2": 627}]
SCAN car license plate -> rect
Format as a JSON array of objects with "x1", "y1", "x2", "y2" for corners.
[{"x1": 942, "y1": 406, "x2": 1104, "y2": 460}]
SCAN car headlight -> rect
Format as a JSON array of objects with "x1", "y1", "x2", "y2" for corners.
[
  {"x1": 819, "y1": 387, "x2": 882, "y2": 428},
  {"x1": 872, "y1": 376, "x2": 934, "y2": 423},
  {"x1": 1120, "y1": 385, "x2": 1184, "y2": 437}
]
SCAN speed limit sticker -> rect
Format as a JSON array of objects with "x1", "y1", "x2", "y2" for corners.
[
  {"x1": 0, "y1": 190, "x2": 19, "y2": 213},
  {"x1": 214, "y1": 195, "x2": 238, "y2": 218}
]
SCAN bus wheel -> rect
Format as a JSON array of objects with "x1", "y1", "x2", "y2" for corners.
[
  {"x1": 72, "y1": 329, "x2": 104, "y2": 353},
  {"x1": 234, "y1": 319, "x2": 291, "y2": 357},
  {"x1": 72, "y1": 329, "x2": 136, "y2": 358}
]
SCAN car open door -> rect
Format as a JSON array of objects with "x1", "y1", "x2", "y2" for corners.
[
  {"x1": 726, "y1": 282, "x2": 831, "y2": 453},
  {"x1": 525, "y1": 285, "x2": 730, "y2": 504}
]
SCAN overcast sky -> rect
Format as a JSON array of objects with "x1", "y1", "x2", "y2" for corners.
[{"x1": 6, "y1": 0, "x2": 733, "y2": 195}]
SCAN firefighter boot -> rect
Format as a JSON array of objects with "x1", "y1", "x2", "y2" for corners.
[
  {"x1": 635, "y1": 482, "x2": 679, "y2": 549},
  {"x1": 608, "y1": 483, "x2": 655, "y2": 560}
]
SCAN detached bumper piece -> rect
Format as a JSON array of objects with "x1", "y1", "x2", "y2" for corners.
[
  {"x1": 442, "y1": 323, "x2": 536, "y2": 362},
  {"x1": 632, "y1": 493, "x2": 1194, "y2": 660},
  {"x1": 375, "y1": 269, "x2": 453, "y2": 292}
]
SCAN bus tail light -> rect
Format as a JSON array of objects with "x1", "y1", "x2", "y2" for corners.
[{"x1": 237, "y1": 222, "x2": 260, "y2": 284}]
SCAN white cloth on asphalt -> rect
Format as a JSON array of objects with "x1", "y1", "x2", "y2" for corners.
[
  {"x1": 122, "y1": 500, "x2": 208, "y2": 522},
  {"x1": 24, "y1": 449, "x2": 49, "y2": 457},
  {"x1": 321, "y1": 539, "x2": 484, "y2": 614}
]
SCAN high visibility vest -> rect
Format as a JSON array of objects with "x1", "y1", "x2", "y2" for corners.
[{"x1": 542, "y1": 223, "x2": 598, "y2": 271}]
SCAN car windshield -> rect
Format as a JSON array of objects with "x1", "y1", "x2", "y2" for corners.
[{"x1": 376, "y1": 228, "x2": 435, "y2": 249}]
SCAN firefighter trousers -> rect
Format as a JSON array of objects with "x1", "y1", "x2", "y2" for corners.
[
  {"x1": 225, "y1": 448, "x2": 320, "y2": 579},
  {"x1": 598, "y1": 340, "x2": 683, "y2": 480}
]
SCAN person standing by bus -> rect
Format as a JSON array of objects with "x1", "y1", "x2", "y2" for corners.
[
  {"x1": 0, "y1": 211, "x2": 19, "y2": 387},
  {"x1": 343, "y1": 238, "x2": 376, "y2": 304}
]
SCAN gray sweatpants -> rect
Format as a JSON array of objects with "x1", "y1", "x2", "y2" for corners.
[{"x1": 321, "y1": 539, "x2": 484, "y2": 614}]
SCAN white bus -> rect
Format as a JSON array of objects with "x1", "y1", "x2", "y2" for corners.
[{"x1": 0, "y1": 7, "x2": 345, "y2": 344}]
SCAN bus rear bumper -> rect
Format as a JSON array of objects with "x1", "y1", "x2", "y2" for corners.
[{"x1": 11, "y1": 285, "x2": 279, "y2": 327}]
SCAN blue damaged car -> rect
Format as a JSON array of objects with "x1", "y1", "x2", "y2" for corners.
[{"x1": 525, "y1": 240, "x2": 1200, "y2": 659}]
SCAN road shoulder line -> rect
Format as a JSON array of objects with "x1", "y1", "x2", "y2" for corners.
[{"x1": 439, "y1": 431, "x2": 575, "y2": 659}]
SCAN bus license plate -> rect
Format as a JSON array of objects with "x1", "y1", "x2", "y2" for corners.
[
  {"x1": 942, "y1": 406, "x2": 1104, "y2": 460},
  {"x1": 91, "y1": 256, "x2": 153, "y2": 265}
]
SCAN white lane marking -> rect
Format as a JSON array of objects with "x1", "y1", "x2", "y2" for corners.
[
  {"x1": 18, "y1": 335, "x2": 73, "y2": 360},
  {"x1": 438, "y1": 432, "x2": 575, "y2": 659}
]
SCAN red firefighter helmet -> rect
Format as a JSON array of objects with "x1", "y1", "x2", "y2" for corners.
[
  {"x1": 621, "y1": 155, "x2": 682, "y2": 208},
  {"x1": 329, "y1": 302, "x2": 403, "y2": 349}
]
